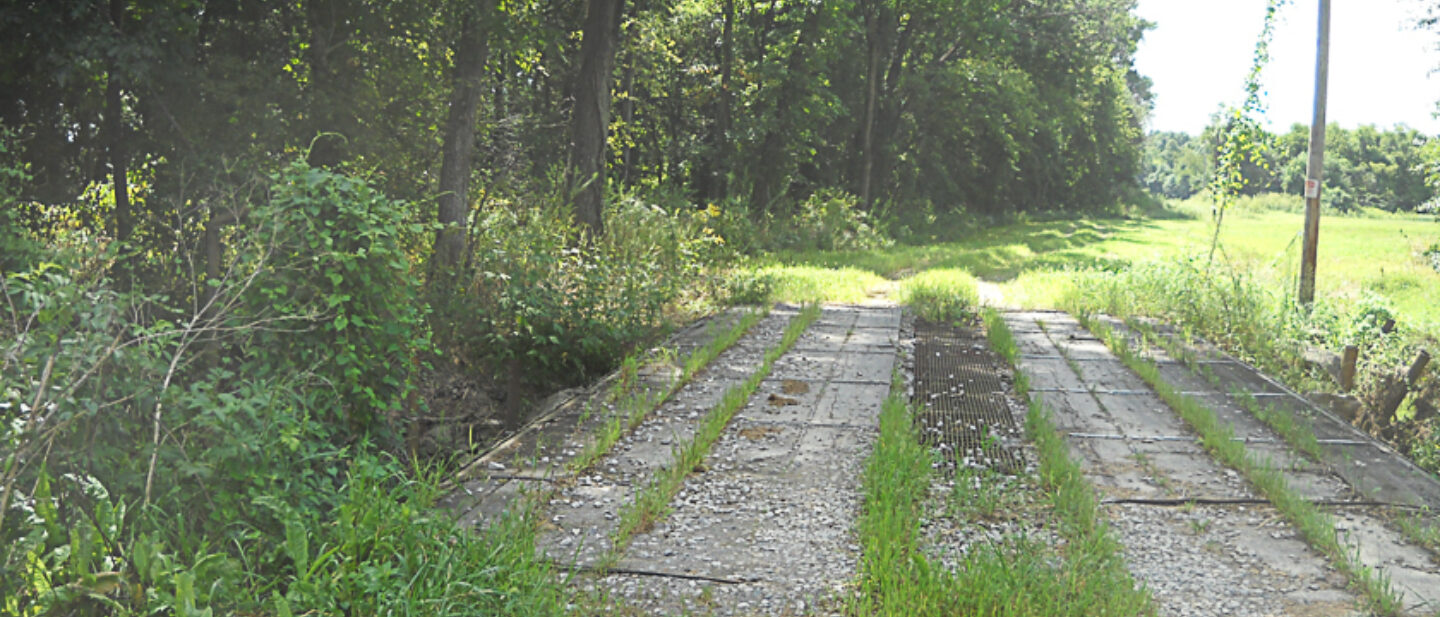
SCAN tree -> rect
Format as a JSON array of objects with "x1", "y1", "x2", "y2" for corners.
[
  {"x1": 433, "y1": 1, "x2": 498, "y2": 274},
  {"x1": 568, "y1": 0, "x2": 626, "y2": 237}
]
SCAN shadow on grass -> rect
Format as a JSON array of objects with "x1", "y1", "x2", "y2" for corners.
[{"x1": 769, "y1": 216, "x2": 1156, "y2": 283}]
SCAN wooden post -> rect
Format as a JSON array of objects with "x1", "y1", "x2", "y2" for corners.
[
  {"x1": 1406, "y1": 350, "x2": 1430, "y2": 385},
  {"x1": 1298, "y1": 0, "x2": 1331, "y2": 306},
  {"x1": 1340, "y1": 344, "x2": 1358, "y2": 392}
]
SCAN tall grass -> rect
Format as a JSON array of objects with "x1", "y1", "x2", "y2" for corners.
[{"x1": 728, "y1": 264, "x2": 887, "y2": 304}]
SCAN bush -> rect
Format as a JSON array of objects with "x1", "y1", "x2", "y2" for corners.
[
  {"x1": 446, "y1": 194, "x2": 724, "y2": 385},
  {"x1": 236, "y1": 161, "x2": 432, "y2": 430},
  {"x1": 1, "y1": 161, "x2": 493, "y2": 615},
  {"x1": 783, "y1": 189, "x2": 892, "y2": 252}
]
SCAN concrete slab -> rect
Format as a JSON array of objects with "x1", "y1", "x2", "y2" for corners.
[
  {"x1": 1004, "y1": 311, "x2": 1366, "y2": 615},
  {"x1": 1098, "y1": 317, "x2": 1440, "y2": 614},
  {"x1": 587, "y1": 305, "x2": 897, "y2": 615}
]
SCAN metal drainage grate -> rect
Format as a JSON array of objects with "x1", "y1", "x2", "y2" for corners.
[{"x1": 913, "y1": 320, "x2": 1023, "y2": 473}]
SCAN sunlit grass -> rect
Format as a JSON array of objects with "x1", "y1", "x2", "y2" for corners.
[
  {"x1": 734, "y1": 264, "x2": 887, "y2": 304},
  {"x1": 894, "y1": 268, "x2": 978, "y2": 321},
  {"x1": 748, "y1": 198, "x2": 1440, "y2": 336}
]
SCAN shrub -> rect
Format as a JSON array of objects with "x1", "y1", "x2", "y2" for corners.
[
  {"x1": 448, "y1": 194, "x2": 723, "y2": 385},
  {"x1": 236, "y1": 161, "x2": 432, "y2": 430},
  {"x1": 784, "y1": 189, "x2": 892, "y2": 252}
]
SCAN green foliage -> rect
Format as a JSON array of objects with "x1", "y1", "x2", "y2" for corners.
[
  {"x1": 782, "y1": 189, "x2": 891, "y2": 252},
  {"x1": 448, "y1": 195, "x2": 722, "y2": 384},
  {"x1": 265, "y1": 455, "x2": 566, "y2": 616},
  {"x1": 1148, "y1": 122, "x2": 1436, "y2": 213},
  {"x1": 238, "y1": 160, "x2": 432, "y2": 430},
  {"x1": 0, "y1": 129, "x2": 40, "y2": 274}
]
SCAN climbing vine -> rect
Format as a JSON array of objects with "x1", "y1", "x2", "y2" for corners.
[{"x1": 1209, "y1": 0, "x2": 1291, "y2": 261}]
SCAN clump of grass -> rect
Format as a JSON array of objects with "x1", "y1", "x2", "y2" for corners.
[
  {"x1": 1395, "y1": 510, "x2": 1440, "y2": 553},
  {"x1": 569, "y1": 308, "x2": 768, "y2": 474},
  {"x1": 604, "y1": 305, "x2": 821, "y2": 565},
  {"x1": 1083, "y1": 315, "x2": 1403, "y2": 616},
  {"x1": 947, "y1": 464, "x2": 1016, "y2": 521},
  {"x1": 895, "y1": 268, "x2": 979, "y2": 322}
]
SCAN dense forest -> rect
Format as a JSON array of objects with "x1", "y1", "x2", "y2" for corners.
[
  {"x1": 1141, "y1": 120, "x2": 1437, "y2": 212},
  {"x1": 1, "y1": 0, "x2": 1151, "y2": 613}
]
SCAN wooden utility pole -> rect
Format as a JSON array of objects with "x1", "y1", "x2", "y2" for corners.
[{"x1": 1298, "y1": 0, "x2": 1331, "y2": 305}]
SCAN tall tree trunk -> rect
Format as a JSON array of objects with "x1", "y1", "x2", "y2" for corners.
[
  {"x1": 748, "y1": 7, "x2": 821, "y2": 212},
  {"x1": 713, "y1": 0, "x2": 735, "y2": 200},
  {"x1": 106, "y1": 0, "x2": 132, "y2": 269},
  {"x1": 432, "y1": 4, "x2": 494, "y2": 275},
  {"x1": 859, "y1": 0, "x2": 884, "y2": 209},
  {"x1": 567, "y1": 0, "x2": 626, "y2": 238}
]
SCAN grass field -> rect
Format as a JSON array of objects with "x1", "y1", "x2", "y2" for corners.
[{"x1": 748, "y1": 195, "x2": 1440, "y2": 337}]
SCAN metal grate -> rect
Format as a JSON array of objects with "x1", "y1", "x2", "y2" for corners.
[{"x1": 913, "y1": 321, "x2": 1023, "y2": 473}]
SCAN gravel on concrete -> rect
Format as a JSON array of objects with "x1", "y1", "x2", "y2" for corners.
[{"x1": 1006, "y1": 311, "x2": 1368, "y2": 617}]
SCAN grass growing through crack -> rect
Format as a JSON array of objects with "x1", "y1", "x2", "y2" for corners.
[
  {"x1": 569, "y1": 308, "x2": 768, "y2": 474},
  {"x1": 602, "y1": 305, "x2": 821, "y2": 567},
  {"x1": 984, "y1": 310, "x2": 1153, "y2": 616},
  {"x1": 1396, "y1": 511, "x2": 1440, "y2": 554},
  {"x1": 1081, "y1": 315, "x2": 1404, "y2": 616},
  {"x1": 1125, "y1": 318, "x2": 1325, "y2": 462},
  {"x1": 845, "y1": 313, "x2": 1150, "y2": 616}
]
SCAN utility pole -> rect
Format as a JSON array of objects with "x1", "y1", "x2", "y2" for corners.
[{"x1": 1298, "y1": 0, "x2": 1331, "y2": 306}]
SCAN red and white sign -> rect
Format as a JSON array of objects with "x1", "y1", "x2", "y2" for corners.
[{"x1": 1304, "y1": 178, "x2": 1321, "y2": 199}]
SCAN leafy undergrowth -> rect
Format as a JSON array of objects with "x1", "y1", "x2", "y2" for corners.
[{"x1": 847, "y1": 315, "x2": 1150, "y2": 616}]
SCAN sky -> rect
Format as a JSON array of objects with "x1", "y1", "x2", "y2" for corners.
[{"x1": 1134, "y1": 0, "x2": 1440, "y2": 135}]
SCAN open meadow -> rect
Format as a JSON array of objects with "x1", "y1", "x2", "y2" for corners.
[{"x1": 754, "y1": 196, "x2": 1440, "y2": 339}]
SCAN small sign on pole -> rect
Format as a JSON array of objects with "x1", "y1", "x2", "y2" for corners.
[{"x1": 1304, "y1": 178, "x2": 1320, "y2": 199}]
